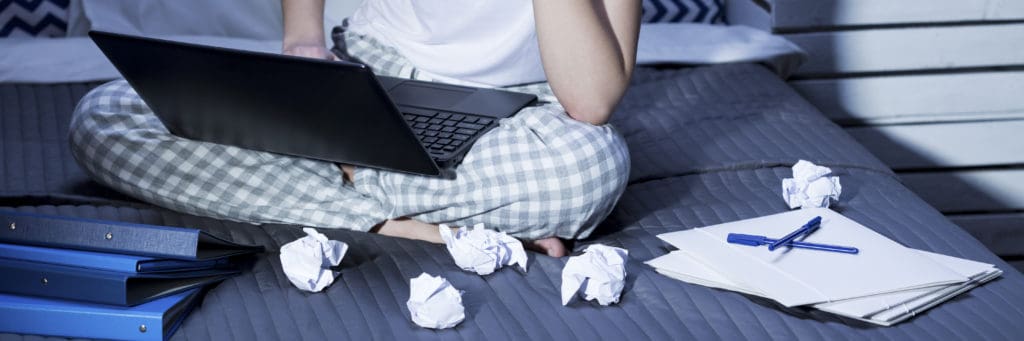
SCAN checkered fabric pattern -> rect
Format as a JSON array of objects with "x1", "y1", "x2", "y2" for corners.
[{"x1": 68, "y1": 32, "x2": 630, "y2": 240}]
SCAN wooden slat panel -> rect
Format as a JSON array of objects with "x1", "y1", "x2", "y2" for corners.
[
  {"x1": 845, "y1": 120, "x2": 1024, "y2": 169},
  {"x1": 785, "y1": 23, "x2": 1024, "y2": 76},
  {"x1": 790, "y1": 71, "x2": 1024, "y2": 124},
  {"x1": 901, "y1": 169, "x2": 1024, "y2": 212},
  {"x1": 949, "y1": 212, "x2": 1024, "y2": 256},
  {"x1": 772, "y1": 0, "x2": 1024, "y2": 30}
]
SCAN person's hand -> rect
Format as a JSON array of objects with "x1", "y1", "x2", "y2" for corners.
[{"x1": 282, "y1": 43, "x2": 336, "y2": 60}]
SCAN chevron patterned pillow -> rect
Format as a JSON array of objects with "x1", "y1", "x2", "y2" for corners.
[
  {"x1": 1, "y1": 0, "x2": 69, "y2": 38},
  {"x1": 642, "y1": 0, "x2": 727, "y2": 24}
]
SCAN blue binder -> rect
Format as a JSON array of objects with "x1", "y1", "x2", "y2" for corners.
[
  {"x1": 0, "y1": 210, "x2": 263, "y2": 260},
  {"x1": 0, "y1": 288, "x2": 201, "y2": 341},
  {"x1": 0, "y1": 257, "x2": 236, "y2": 306},
  {"x1": 0, "y1": 243, "x2": 232, "y2": 273}
]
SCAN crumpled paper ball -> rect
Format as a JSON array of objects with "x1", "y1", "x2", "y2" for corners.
[
  {"x1": 782, "y1": 160, "x2": 842, "y2": 209},
  {"x1": 407, "y1": 273, "x2": 465, "y2": 329},
  {"x1": 561, "y1": 244, "x2": 629, "y2": 306},
  {"x1": 279, "y1": 228, "x2": 348, "y2": 292},
  {"x1": 439, "y1": 223, "x2": 528, "y2": 275}
]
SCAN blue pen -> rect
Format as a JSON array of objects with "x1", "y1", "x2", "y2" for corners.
[
  {"x1": 728, "y1": 233, "x2": 859, "y2": 254},
  {"x1": 767, "y1": 216, "x2": 822, "y2": 251}
]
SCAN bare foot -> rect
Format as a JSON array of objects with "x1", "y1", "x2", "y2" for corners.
[
  {"x1": 526, "y1": 237, "x2": 568, "y2": 257},
  {"x1": 373, "y1": 218, "x2": 445, "y2": 243},
  {"x1": 374, "y1": 218, "x2": 569, "y2": 257},
  {"x1": 338, "y1": 164, "x2": 355, "y2": 183}
]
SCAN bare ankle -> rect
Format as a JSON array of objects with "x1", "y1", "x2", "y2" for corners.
[
  {"x1": 526, "y1": 237, "x2": 568, "y2": 257},
  {"x1": 373, "y1": 218, "x2": 443, "y2": 243},
  {"x1": 338, "y1": 164, "x2": 356, "y2": 183}
]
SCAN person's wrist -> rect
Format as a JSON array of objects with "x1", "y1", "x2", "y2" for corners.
[
  {"x1": 283, "y1": 37, "x2": 324, "y2": 50},
  {"x1": 282, "y1": 39, "x2": 335, "y2": 60}
]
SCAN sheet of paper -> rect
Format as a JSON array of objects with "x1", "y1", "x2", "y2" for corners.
[
  {"x1": 647, "y1": 251, "x2": 767, "y2": 298},
  {"x1": 868, "y1": 269, "x2": 1001, "y2": 325},
  {"x1": 649, "y1": 247, "x2": 1000, "y2": 325},
  {"x1": 649, "y1": 250, "x2": 953, "y2": 314},
  {"x1": 657, "y1": 208, "x2": 968, "y2": 307},
  {"x1": 439, "y1": 224, "x2": 527, "y2": 276},
  {"x1": 561, "y1": 244, "x2": 628, "y2": 306},
  {"x1": 406, "y1": 273, "x2": 465, "y2": 329},
  {"x1": 279, "y1": 228, "x2": 348, "y2": 293},
  {"x1": 816, "y1": 249, "x2": 998, "y2": 317},
  {"x1": 822, "y1": 269, "x2": 1000, "y2": 326},
  {"x1": 860, "y1": 251, "x2": 1001, "y2": 323},
  {"x1": 648, "y1": 249, "x2": 992, "y2": 316}
]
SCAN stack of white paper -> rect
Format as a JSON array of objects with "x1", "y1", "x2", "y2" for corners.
[{"x1": 647, "y1": 208, "x2": 1002, "y2": 326}]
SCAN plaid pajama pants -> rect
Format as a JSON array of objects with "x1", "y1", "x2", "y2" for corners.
[{"x1": 68, "y1": 30, "x2": 629, "y2": 240}]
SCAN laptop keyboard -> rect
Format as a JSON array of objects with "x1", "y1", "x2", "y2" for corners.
[{"x1": 403, "y1": 111, "x2": 494, "y2": 157}]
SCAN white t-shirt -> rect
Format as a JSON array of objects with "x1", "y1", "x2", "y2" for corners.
[{"x1": 347, "y1": 0, "x2": 546, "y2": 87}]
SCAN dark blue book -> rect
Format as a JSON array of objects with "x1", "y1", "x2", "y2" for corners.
[
  {"x1": 0, "y1": 243, "x2": 232, "y2": 273},
  {"x1": 0, "y1": 210, "x2": 262, "y2": 260},
  {"x1": 0, "y1": 288, "x2": 201, "y2": 341},
  {"x1": 0, "y1": 257, "x2": 236, "y2": 306}
]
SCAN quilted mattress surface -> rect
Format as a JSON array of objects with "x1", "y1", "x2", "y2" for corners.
[
  {"x1": 0, "y1": 81, "x2": 132, "y2": 206},
  {"x1": 1, "y1": 64, "x2": 1023, "y2": 340}
]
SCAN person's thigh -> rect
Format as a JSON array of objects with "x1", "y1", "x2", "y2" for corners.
[
  {"x1": 354, "y1": 103, "x2": 631, "y2": 240},
  {"x1": 69, "y1": 80, "x2": 390, "y2": 230}
]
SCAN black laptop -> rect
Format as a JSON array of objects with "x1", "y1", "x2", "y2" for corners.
[{"x1": 89, "y1": 31, "x2": 537, "y2": 178}]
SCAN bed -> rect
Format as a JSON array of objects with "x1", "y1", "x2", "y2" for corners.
[{"x1": 1, "y1": 61, "x2": 1022, "y2": 340}]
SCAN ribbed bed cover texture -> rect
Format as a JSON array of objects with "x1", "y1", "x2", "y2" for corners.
[{"x1": 1, "y1": 64, "x2": 1021, "y2": 340}]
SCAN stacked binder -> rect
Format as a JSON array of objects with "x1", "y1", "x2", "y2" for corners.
[
  {"x1": 647, "y1": 208, "x2": 1002, "y2": 326},
  {"x1": 0, "y1": 210, "x2": 263, "y2": 340}
]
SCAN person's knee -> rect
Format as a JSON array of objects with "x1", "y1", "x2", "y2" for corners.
[
  {"x1": 69, "y1": 80, "x2": 134, "y2": 150},
  {"x1": 68, "y1": 80, "x2": 153, "y2": 185},
  {"x1": 539, "y1": 124, "x2": 631, "y2": 239}
]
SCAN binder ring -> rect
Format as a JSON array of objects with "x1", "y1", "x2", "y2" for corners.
[{"x1": 8, "y1": 222, "x2": 13, "y2": 230}]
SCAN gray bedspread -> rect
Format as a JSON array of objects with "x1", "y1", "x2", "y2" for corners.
[
  {"x1": 1, "y1": 64, "x2": 1022, "y2": 340},
  {"x1": 0, "y1": 81, "x2": 132, "y2": 206}
]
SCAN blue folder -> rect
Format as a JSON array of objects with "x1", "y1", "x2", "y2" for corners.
[
  {"x1": 0, "y1": 243, "x2": 232, "y2": 273},
  {"x1": 0, "y1": 288, "x2": 200, "y2": 341},
  {"x1": 0, "y1": 210, "x2": 262, "y2": 260},
  {"x1": 0, "y1": 257, "x2": 235, "y2": 306}
]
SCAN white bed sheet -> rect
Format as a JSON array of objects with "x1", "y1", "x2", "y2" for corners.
[
  {"x1": 637, "y1": 23, "x2": 805, "y2": 77},
  {"x1": 0, "y1": 23, "x2": 803, "y2": 83},
  {"x1": 0, "y1": 36, "x2": 281, "y2": 83}
]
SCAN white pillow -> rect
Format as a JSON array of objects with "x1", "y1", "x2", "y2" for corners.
[
  {"x1": 80, "y1": 0, "x2": 284, "y2": 39},
  {"x1": 75, "y1": 0, "x2": 363, "y2": 42}
]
